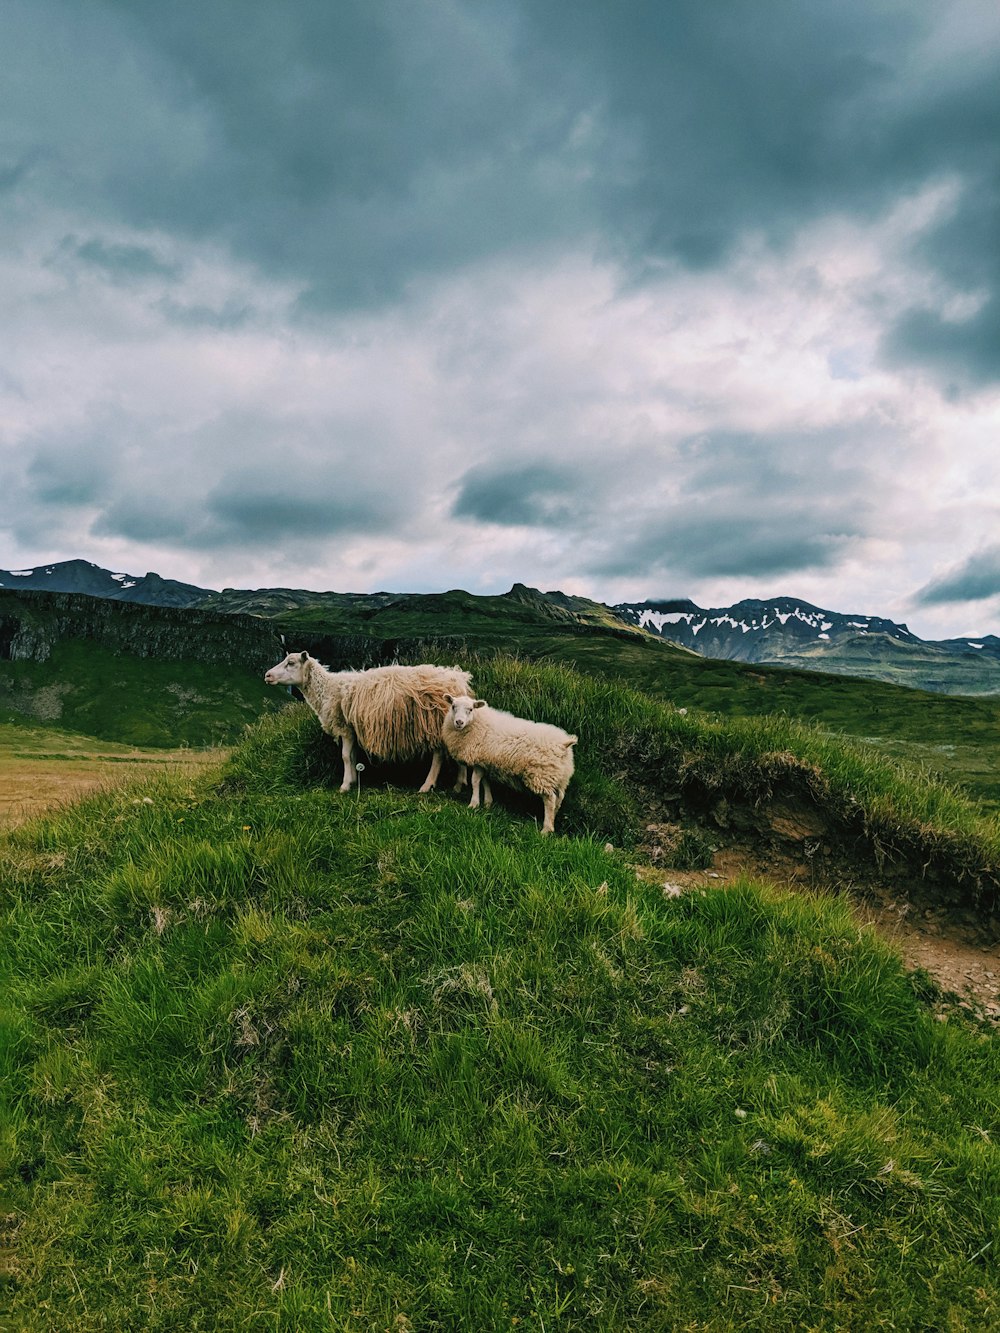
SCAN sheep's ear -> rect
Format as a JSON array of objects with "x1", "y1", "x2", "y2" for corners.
[
  {"x1": 473, "y1": 699, "x2": 486, "y2": 709},
  {"x1": 299, "y1": 651, "x2": 308, "y2": 662},
  {"x1": 444, "y1": 694, "x2": 454, "y2": 705}
]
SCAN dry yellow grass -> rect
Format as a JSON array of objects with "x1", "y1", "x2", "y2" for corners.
[{"x1": 0, "y1": 722, "x2": 222, "y2": 829}]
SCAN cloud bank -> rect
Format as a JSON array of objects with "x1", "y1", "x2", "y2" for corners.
[{"x1": 1, "y1": 0, "x2": 999, "y2": 636}]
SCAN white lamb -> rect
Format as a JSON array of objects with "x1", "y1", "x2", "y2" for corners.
[
  {"x1": 264, "y1": 652, "x2": 471, "y2": 793},
  {"x1": 442, "y1": 693, "x2": 577, "y2": 835}
]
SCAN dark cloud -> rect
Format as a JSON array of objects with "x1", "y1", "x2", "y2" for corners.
[
  {"x1": 62, "y1": 235, "x2": 179, "y2": 282},
  {"x1": 83, "y1": 0, "x2": 593, "y2": 310},
  {"x1": 78, "y1": 409, "x2": 417, "y2": 553},
  {"x1": 12, "y1": 0, "x2": 993, "y2": 338},
  {"x1": 883, "y1": 297, "x2": 1000, "y2": 390},
  {"x1": 591, "y1": 504, "x2": 864, "y2": 581},
  {"x1": 522, "y1": 0, "x2": 918, "y2": 264},
  {"x1": 915, "y1": 547, "x2": 1000, "y2": 606},
  {"x1": 91, "y1": 494, "x2": 196, "y2": 545},
  {"x1": 587, "y1": 426, "x2": 876, "y2": 579},
  {"x1": 452, "y1": 463, "x2": 589, "y2": 528},
  {"x1": 0, "y1": 0, "x2": 994, "y2": 397},
  {"x1": 678, "y1": 430, "x2": 871, "y2": 500},
  {"x1": 206, "y1": 474, "x2": 399, "y2": 544},
  {"x1": 154, "y1": 296, "x2": 254, "y2": 330},
  {"x1": 22, "y1": 422, "x2": 124, "y2": 509}
]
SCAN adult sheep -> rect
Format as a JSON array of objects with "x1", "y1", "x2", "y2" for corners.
[
  {"x1": 442, "y1": 693, "x2": 577, "y2": 835},
  {"x1": 264, "y1": 652, "x2": 471, "y2": 793}
]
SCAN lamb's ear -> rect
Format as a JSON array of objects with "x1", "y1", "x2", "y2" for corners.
[
  {"x1": 444, "y1": 694, "x2": 454, "y2": 705},
  {"x1": 299, "y1": 651, "x2": 308, "y2": 662},
  {"x1": 565, "y1": 736, "x2": 578, "y2": 748},
  {"x1": 473, "y1": 699, "x2": 487, "y2": 709}
]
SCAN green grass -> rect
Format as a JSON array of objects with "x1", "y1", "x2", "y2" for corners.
[
  {"x1": 0, "y1": 639, "x2": 278, "y2": 747},
  {"x1": 226, "y1": 653, "x2": 1000, "y2": 910},
  {"x1": 274, "y1": 598, "x2": 1000, "y2": 812},
  {"x1": 3, "y1": 655, "x2": 1000, "y2": 1328}
]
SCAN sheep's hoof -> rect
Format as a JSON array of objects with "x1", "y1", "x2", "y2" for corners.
[{"x1": 418, "y1": 783, "x2": 434, "y2": 794}]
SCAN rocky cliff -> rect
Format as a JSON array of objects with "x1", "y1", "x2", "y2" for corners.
[{"x1": 0, "y1": 589, "x2": 283, "y2": 671}]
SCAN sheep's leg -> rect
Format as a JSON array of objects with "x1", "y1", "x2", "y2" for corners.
[
  {"x1": 470, "y1": 765, "x2": 483, "y2": 809},
  {"x1": 541, "y1": 790, "x2": 558, "y2": 836},
  {"x1": 419, "y1": 748, "x2": 444, "y2": 793},
  {"x1": 481, "y1": 774, "x2": 493, "y2": 808},
  {"x1": 453, "y1": 762, "x2": 468, "y2": 793},
  {"x1": 339, "y1": 731, "x2": 358, "y2": 792}
]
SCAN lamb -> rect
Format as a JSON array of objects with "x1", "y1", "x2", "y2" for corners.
[
  {"x1": 441, "y1": 693, "x2": 577, "y2": 835},
  {"x1": 264, "y1": 652, "x2": 471, "y2": 793}
]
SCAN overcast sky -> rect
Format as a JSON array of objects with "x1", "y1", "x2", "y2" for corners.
[{"x1": 2, "y1": 0, "x2": 999, "y2": 637}]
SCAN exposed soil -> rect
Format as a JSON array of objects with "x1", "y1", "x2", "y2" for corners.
[{"x1": 638, "y1": 807, "x2": 1000, "y2": 1023}]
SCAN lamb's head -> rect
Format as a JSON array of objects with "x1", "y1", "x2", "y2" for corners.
[
  {"x1": 264, "y1": 651, "x2": 310, "y2": 687},
  {"x1": 444, "y1": 693, "x2": 486, "y2": 731}
]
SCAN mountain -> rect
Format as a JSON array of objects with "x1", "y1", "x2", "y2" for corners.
[
  {"x1": 0, "y1": 558, "x2": 208, "y2": 607},
  {"x1": 5, "y1": 561, "x2": 999, "y2": 696},
  {"x1": 612, "y1": 596, "x2": 918, "y2": 661},
  {"x1": 613, "y1": 597, "x2": 1000, "y2": 696}
]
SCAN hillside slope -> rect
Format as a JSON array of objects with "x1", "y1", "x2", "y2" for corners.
[
  {"x1": 3, "y1": 657, "x2": 1000, "y2": 1329},
  {"x1": 0, "y1": 590, "x2": 281, "y2": 746}
]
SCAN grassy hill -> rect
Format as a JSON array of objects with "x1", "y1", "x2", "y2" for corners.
[
  {"x1": 3, "y1": 583, "x2": 1000, "y2": 812},
  {"x1": 0, "y1": 639, "x2": 277, "y2": 748},
  {"x1": 3, "y1": 655, "x2": 1000, "y2": 1329},
  {"x1": 268, "y1": 590, "x2": 1000, "y2": 814}
]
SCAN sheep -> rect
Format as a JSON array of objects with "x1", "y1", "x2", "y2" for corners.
[
  {"x1": 264, "y1": 652, "x2": 471, "y2": 793},
  {"x1": 441, "y1": 693, "x2": 577, "y2": 835},
  {"x1": 264, "y1": 652, "x2": 363, "y2": 791}
]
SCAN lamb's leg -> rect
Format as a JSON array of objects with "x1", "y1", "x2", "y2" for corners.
[
  {"x1": 339, "y1": 731, "x2": 358, "y2": 792},
  {"x1": 453, "y1": 761, "x2": 468, "y2": 793},
  {"x1": 541, "y1": 790, "x2": 558, "y2": 836},
  {"x1": 470, "y1": 765, "x2": 485, "y2": 809},
  {"x1": 419, "y1": 748, "x2": 444, "y2": 793},
  {"x1": 481, "y1": 774, "x2": 493, "y2": 808}
]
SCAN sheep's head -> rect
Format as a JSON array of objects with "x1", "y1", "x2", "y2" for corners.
[
  {"x1": 264, "y1": 651, "x2": 310, "y2": 686},
  {"x1": 445, "y1": 693, "x2": 486, "y2": 731}
]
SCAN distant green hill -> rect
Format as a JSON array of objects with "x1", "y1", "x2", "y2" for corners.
[{"x1": 0, "y1": 589, "x2": 280, "y2": 747}]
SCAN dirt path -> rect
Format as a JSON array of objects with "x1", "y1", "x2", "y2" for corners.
[{"x1": 638, "y1": 824, "x2": 1000, "y2": 1022}]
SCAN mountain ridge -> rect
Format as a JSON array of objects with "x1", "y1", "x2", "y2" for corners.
[
  {"x1": 613, "y1": 595, "x2": 1000, "y2": 694},
  {"x1": 3, "y1": 559, "x2": 998, "y2": 695}
]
